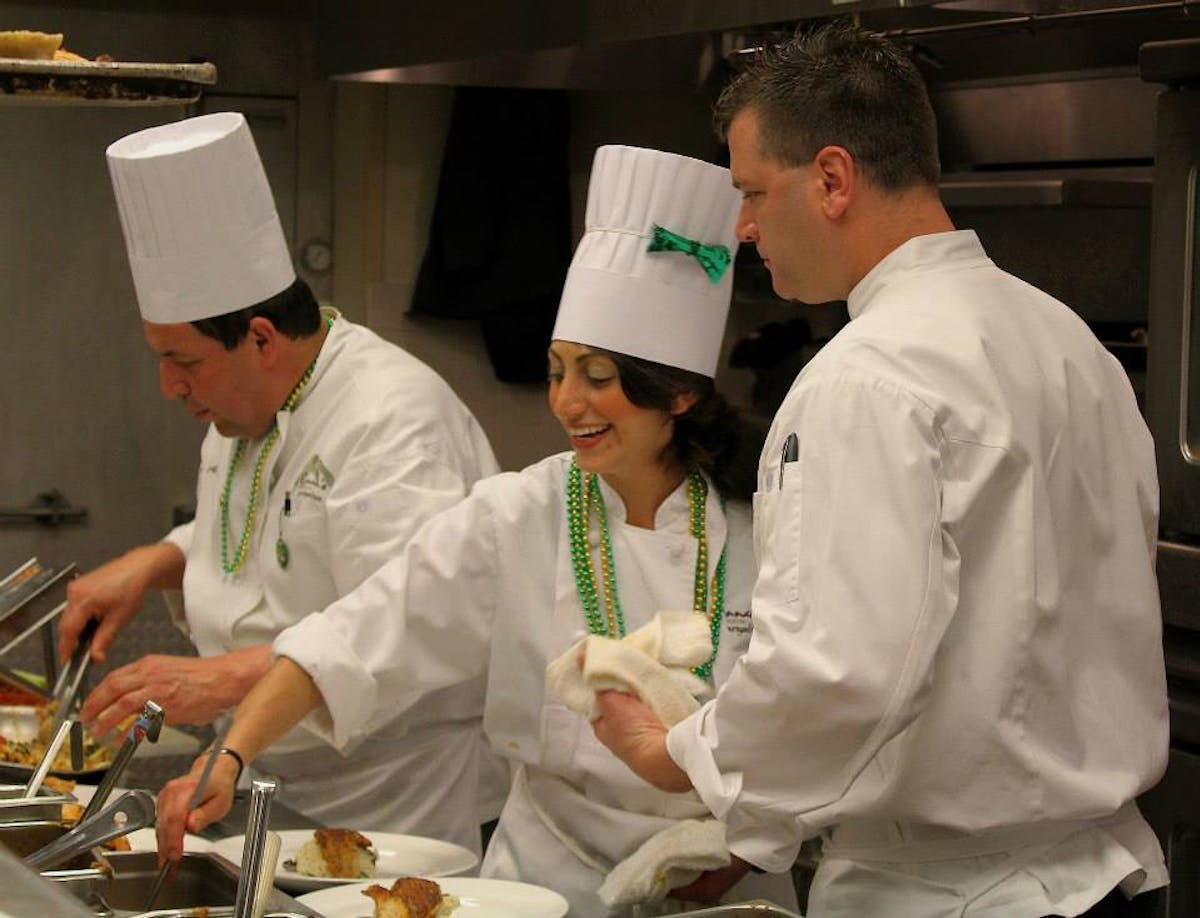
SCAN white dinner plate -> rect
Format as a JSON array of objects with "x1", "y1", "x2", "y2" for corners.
[
  {"x1": 210, "y1": 829, "x2": 479, "y2": 893},
  {"x1": 121, "y1": 827, "x2": 212, "y2": 853},
  {"x1": 68, "y1": 784, "x2": 125, "y2": 806},
  {"x1": 297, "y1": 877, "x2": 569, "y2": 918}
]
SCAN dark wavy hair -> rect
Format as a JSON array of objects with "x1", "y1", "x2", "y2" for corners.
[
  {"x1": 191, "y1": 277, "x2": 322, "y2": 350},
  {"x1": 713, "y1": 18, "x2": 940, "y2": 191},
  {"x1": 607, "y1": 351, "x2": 759, "y2": 501}
]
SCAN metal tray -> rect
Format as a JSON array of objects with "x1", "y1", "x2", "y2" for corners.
[
  {"x1": 0, "y1": 817, "x2": 111, "y2": 880},
  {"x1": 0, "y1": 781, "x2": 75, "y2": 823},
  {"x1": 0, "y1": 722, "x2": 199, "y2": 781},
  {"x1": 0, "y1": 58, "x2": 217, "y2": 106},
  {"x1": 87, "y1": 851, "x2": 322, "y2": 918}
]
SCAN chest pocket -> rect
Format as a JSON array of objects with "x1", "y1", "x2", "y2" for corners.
[
  {"x1": 752, "y1": 485, "x2": 803, "y2": 604},
  {"x1": 273, "y1": 456, "x2": 333, "y2": 575}
]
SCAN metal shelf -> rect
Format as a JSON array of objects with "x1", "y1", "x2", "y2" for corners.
[{"x1": 0, "y1": 58, "x2": 216, "y2": 106}]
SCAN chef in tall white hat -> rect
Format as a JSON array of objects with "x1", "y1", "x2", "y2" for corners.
[
  {"x1": 154, "y1": 144, "x2": 800, "y2": 917},
  {"x1": 58, "y1": 111, "x2": 507, "y2": 852}
]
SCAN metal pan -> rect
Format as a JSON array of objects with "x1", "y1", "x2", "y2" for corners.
[{"x1": 0, "y1": 782, "x2": 75, "y2": 823}]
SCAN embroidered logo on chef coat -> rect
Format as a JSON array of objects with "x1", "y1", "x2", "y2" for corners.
[
  {"x1": 292, "y1": 454, "x2": 334, "y2": 502},
  {"x1": 725, "y1": 609, "x2": 754, "y2": 635}
]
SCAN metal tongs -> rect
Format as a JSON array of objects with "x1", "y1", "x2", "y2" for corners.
[
  {"x1": 22, "y1": 717, "x2": 75, "y2": 799},
  {"x1": 50, "y1": 618, "x2": 100, "y2": 767},
  {"x1": 80, "y1": 699, "x2": 164, "y2": 822},
  {"x1": 25, "y1": 788, "x2": 156, "y2": 870}
]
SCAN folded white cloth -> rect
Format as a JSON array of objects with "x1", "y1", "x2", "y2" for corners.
[
  {"x1": 546, "y1": 610, "x2": 713, "y2": 726},
  {"x1": 598, "y1": 818, "x2": 731, "y2": 908}
]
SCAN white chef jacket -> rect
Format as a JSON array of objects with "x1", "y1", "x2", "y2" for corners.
[
  {"x1": 274, "y1": 453, "x2": 800, "y2": 917},
  {"x1": 668, "y1": 231, "x2": 1170, "y2": 917},
  {"x1": 163, "y1": 310, "x2": 504, "y2": 852}
]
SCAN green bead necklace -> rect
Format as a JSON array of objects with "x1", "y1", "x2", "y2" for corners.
[
  {"x1": 219, "y1": 320, "x2": 330, "y2": 576},
  {"x1": 565, "y1": 458, "x2": 725, "y2": 680}
]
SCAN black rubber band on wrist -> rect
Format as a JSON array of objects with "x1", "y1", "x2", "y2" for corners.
[{"x1": 218, "y1": 746, "x2": 245, "y2": 784}]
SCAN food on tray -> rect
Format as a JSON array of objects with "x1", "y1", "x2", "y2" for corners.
[
  {"x1": 42, "y1": 775, "x2": 76, "y2": 795},
  {"x1": 61, "y1": 801, "x2": 84, "y2": 824},
  {"x1": 363, "y1": 877, "x2": 460, "y2": 918},
  {"x1": 0, "y1": 29, "x2": 62, "y2": 60},
  {"x1": 0, "y1": 684, "x2": 46, "y2": 706},
  {"x1": 0, "y1": 700, "x2": 114, "y2": 772},
  {"x1": 292, "y1": 827, "x2": 377, "y2": 878}
]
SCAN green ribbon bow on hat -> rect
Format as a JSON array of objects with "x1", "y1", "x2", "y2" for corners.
[{"x1": 646, "y1": 224, "x2": 732, "y2": 284}]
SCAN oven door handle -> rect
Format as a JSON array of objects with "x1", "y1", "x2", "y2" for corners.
[{"x1": 1179, "y1": 165, "x2": 1200, "y2": 465}]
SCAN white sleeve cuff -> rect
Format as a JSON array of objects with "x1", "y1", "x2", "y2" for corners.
[{"x1": 273, "y1": 613, "x2": 380, "y2": 751}]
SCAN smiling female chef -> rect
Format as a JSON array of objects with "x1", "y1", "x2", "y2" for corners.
[{"x1": 156, "y1": 144, "x2": 801, "y2": 916}]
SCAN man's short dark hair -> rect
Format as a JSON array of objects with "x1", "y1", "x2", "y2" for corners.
[
  {"x1": 714, "y1": 19, "x2": 941, "y2": 191},
  {"x1": 191, "y1": 277, "x2": 322, "y2": 350}
]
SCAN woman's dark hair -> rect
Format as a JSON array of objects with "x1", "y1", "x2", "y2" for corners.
[
  {"x1": 608, "y1": 351, "x2": 760, "y2": 501},
  {"x1": 191, "y1": 277, "x2": 322, "y2": 350}
]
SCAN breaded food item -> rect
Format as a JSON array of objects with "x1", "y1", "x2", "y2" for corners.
[
  {"x1": 42, "y1": 775, "x2": 76, "y2": 795},
  {"x1": 362, "y1": 877, "x2": 458, "y2": 918},
  {"x1": 293, "y1": 827, "x2": 377, "y2": 878},
  {"x1": 60, "y1": 802, "x2": 84, "y2": 825},
  {"x1": 53, "y1": 47, "x2": 88, "y2": 61},
  {"x1": 0, "y1": 30, "x2": 63, "y2": 60}
]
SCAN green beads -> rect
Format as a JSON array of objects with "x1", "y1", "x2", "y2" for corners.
[
  {"x1": 219, "y1": 337, "x2": 324, "y2": 577},
  {"x1": 565, "y1": 457, "x2": 726, "y2": 681}
]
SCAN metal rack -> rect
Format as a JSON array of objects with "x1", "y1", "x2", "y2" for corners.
[
  {"x1": 0, "y1": 58, "x2": 216, "y2": 107},
  {"x1": 0, "y1": 557, "x2": 76, "y2": 697}
]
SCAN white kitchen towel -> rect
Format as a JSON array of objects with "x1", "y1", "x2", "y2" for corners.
[
  {"x1": 598, "y1": 818, "x2": 731, "y2": 908},
  {"x1": 546, "y1": 610, "x2": 712, "y2": 726}
]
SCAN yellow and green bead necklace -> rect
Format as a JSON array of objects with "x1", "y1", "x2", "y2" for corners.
[
  {"x1": 565, "y1": 457, "x2": 725, "y2": 680},
  {"x1": 219, "y1": 318, "x2": 330, "y2": 576}
]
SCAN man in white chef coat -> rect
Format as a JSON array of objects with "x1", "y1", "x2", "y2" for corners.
[
  {"x1": 58, "y1": 112, "x2": 506, "y2": 852},
  {"x1": 594, "y1": 20, "x2": 1171, "y2": 917}
]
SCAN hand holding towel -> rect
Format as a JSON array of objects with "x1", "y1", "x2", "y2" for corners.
[{"x1": 546, "y1": 610, "x2": 712, "y2": 726}]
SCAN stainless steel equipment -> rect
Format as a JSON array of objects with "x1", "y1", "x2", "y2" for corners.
[
  {"x1": 46, "y1": 850, "x2": 320, "y2": 918},
  {"x1": 25, "y1": 789, "x2": 156, "y2": 870},
  {"x1": 85, "y1": 701, "x2": 164, "y2": 822},
  {"x1": 233, "y1": 779, "x2": 278, "y2": 918},
  {"x1": 0, "y1": 556, "x2": 75, "y2": 696},
  {"x1": 0, "y1": 782, "x2": 77, "y2": 824}
]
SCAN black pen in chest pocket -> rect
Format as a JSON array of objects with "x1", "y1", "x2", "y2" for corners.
[{"x1": 778, "y1": 432, "x2": 799, "y2": 490}]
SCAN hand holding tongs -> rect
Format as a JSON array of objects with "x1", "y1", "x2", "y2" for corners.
[
  {"x1": 80, "y1": 699, "x2": 163, "y2": 822},
  {"x1": 25, "y1": 788, "x2": 156, "y2": 870}
]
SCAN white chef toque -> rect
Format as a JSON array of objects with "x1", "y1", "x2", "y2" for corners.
[
  {"x1": 106, "y1": 111, "x2": 295, "y2": 324},
  {"x1": 552, "y1": 145, "x2": 741, "y2": 378}
]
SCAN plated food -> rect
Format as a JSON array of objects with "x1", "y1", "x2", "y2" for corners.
[
  {"x1": 363, "y1": 877, "x2": 459, "y2": 918},
  {"x1": 292, "y1": 827, "x2": 378, "y2": 879},
  {"x1": 212, "y1": 829, "x2": 479, "y2": 894},
  {"x1": 296, "y1": 877, "x2": 570, "y2": 918}
]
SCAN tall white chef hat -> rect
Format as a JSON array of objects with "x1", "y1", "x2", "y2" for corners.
[
  {"x1": 106, "y1": 111, "x2": 295, "y2": 324},
  {"x1": 552, "y1": 145, "x2": 741, "y2": 378}
]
